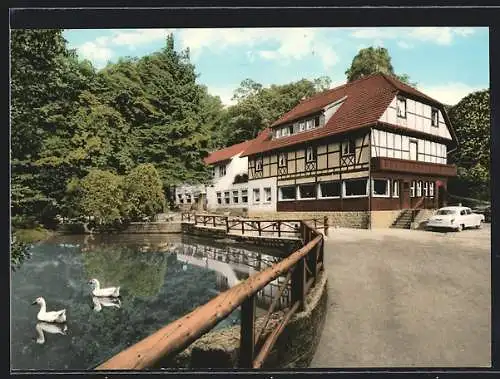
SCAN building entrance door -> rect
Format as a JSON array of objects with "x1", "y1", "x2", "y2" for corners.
[{"x1": 402, "y1": 181, "x2": 410, "y2": 209}]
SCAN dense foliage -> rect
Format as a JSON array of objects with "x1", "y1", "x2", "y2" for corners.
[
  {"x1": 345, "y1": 46, "x2": 416, "y2": 87},
  {"x1": 448, "y1": 90, "x2": 490, "y2": 200}
]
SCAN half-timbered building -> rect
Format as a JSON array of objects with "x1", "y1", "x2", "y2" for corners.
[{"x1": 241, "y1": 73, "x2": 458, "y2": 228}]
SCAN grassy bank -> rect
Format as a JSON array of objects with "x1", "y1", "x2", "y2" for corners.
[{"x1": 14, "y1": 227, "x2": 53, "y2": 244}]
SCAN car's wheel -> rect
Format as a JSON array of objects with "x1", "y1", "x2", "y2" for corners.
[
  {"x1": 456, "y1": 224, "x2": 464, "y2": 232},
  {"x1": 476, "y1": 222, "x2": 482, "y2": 229}
]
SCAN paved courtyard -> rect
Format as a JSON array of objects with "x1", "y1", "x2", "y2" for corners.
[{"x1": 311, "y1": 224, "x2": 491, "y2": 368}]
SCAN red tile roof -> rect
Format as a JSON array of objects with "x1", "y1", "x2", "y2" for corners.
[
  {"x1": 204, "y1": 139, "x2": 255, "y2": 165},
  {"x1": 241, "y1": 73, "x2": 448, "y2": 157}
]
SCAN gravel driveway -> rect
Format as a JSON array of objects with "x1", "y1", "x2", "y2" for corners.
[{"x1": 311, "y1": 224, "x2": 491, "y2": 368}]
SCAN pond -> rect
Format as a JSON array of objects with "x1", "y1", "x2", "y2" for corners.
[{"x1": 10, "y1": 233, "x2": 295, "y2": 371}]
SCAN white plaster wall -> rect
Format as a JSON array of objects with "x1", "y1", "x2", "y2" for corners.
[
  {"x1": 246, "y1": 177, "x2": 278, "y2": 215},
  {"x1": 371, "y1": 128, "x2": 448, "y2": 164},
  {"x1": 211, "y1": 153, "x2": 248, "y2": 190},
  {"x1": 207, "y1": 182, "x2": 251, "y2": 211},
  {"x1": 378, "y1": 96, "x2": 452, "y2": 140}
]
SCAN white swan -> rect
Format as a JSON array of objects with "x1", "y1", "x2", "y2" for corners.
[
  {"x1": 92, "y1": 296, "x2": 121, "y2": 312},
  {"x1": 32, "y1": 297, "x2": 67, "y2": 323},
  {"x1": 35, "y1": 322, "x2": 68, "y2": 344},
  {"x1": 88, "y1": 278, "x2": 120, "y2": 297}
]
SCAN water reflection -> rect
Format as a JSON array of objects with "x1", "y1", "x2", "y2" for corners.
[
  {"x1": 35, "y1": 322, "x2": 68, "y2": 345},
  {"x1": 91, "y1": 296, "x2": 121, "y2": 312},
  {"x1": 11, "y1": 233, "x2": 295, "y2": 370}
]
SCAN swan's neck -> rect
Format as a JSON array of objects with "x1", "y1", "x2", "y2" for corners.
[
  {"x1": 38, "y1": 302, "x2": 47, "y2": 315},
  {"x1": 94, "y1": 281, "x2": 100, "y2": 290}
]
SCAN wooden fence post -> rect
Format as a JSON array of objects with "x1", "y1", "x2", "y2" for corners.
[
  {"x1": 291, "y1": 258, "x2": 306, "y2": 312},
  {"x1": 324, "y1": 216, "x2": 329, "y2": 237},
  {"x1": 277, "y1": 221, "x2": 281, "y2": 238},
  {"x1": 239, "y1": 295, "x2": 256, "y2": 368},
  {"x1": 213, "y1": 216, "x2": 216, "y2": 227},
  {"x1": 226, "y1": 217, "x2": 229, "y2": 234},
  {"x1": 242, "y1": 221, "x2": 245, "y2": 235},
  {"x1": 258, "y1": 221, "x2": 262, "y2": 237}
]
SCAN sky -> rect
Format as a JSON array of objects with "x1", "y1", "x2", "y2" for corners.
[{"x1": 63, "y1": 27, "x2": 489, "y2": 106}]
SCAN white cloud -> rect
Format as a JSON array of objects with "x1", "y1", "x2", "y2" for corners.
[
  {"x1": 78, "y1": 41, "x2": 113, "y2": 68},
  {"x1": 397, "y1": 41, "x2": 413, "y2": 49},
  {"x1": 177, "y1": 28, "x2": 339, "y2": 69},
  {"x1": 350, "y1": 27, "x2": 476, "y2": 47},
  {"x1": 109, "y1": 29, "x2": 173, "y2": 49},
  {"x1": 419, "y1": 82, "x2": 485, "y2": 105}
]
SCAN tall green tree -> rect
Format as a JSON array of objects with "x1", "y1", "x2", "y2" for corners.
[
  {"x1": 345, "y1": 46, "x2": 416, "y2": 86},
  {"x1": 123, "y1": 163, "x2": 165, "y2": 221},
  {"x1": 448, "y1": 89, "x2": 490, "y2": 200},
  {"x1": 78, "y1": 169, "x2": 125, "y2": 226},
  {"x1": 10, "y1": 29, "x2": 97, "y2": 225}
]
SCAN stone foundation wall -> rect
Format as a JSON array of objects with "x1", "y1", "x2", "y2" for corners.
[
  {"x1": 247, "y1": 211, "x2": 369, "y2": 229},
  {"x1": 123, "y1": 222, "x2": 182, "y2": 234},
  {"x1": 370, "y1": 210, "x2": 401, "y2": 229},
  {"x1": 411, "y1": 209, "x2": 437, "y2": 230},
  {"x1": 159, "y1": 270, "x2": 328, "y2": 369}
]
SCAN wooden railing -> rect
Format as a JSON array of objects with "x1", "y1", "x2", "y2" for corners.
[
  {"x1": 181, "y1": 212, "x2": 329, "y2": 238},
  {"x1": 95, "y1": 220, "x2": 325, "y2": 370}
]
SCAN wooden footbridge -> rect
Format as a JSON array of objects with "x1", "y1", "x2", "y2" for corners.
[{"x1": 95, "y1": 213, "x2": 328, "y2": 370}]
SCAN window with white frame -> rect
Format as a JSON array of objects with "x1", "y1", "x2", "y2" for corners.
[
  {"x1": 216, "y1": 192, "x2": 222, "y2": 204},
  {"x1": 220, "y1": 164, "x2": 226, "y2": 176},
  {"x1": 253, "y1": 188, "x2": 260, "y2": 203},
  {"x1": 306, "y1": 146, "x2": 316, "y2": 162},
  {"x1": 423, "y1": 182, "x2": 429, "y2": 197},
  {"x1": 372, "y1": 179, "x2": 390, "y2": 197},
  {"x1": 315, "y1": 116, "x2": 320, "y2": 127},
  {"x1": 186, "y1": 194, "x2": 192, "y2": 203},
  {"x1": 318, "y1": 181, "x2": 341, "y2": 198},
  {"x1": 275, "y1": 129, "x2": 282, "y2": 138},
  {"x1": 211, "y1": 167, "x2": 215, "y2": 178},
  {"x1": 282, "y1": 126, "x2": 289, "y2": 137},
  {"x1": 410, "y1": 181, "x2": 416, "y2": 198},
  {"x1": 264, "y1": 187, "x2": 272, "y2": 202},
  {"x1": 429, "y1": 182, "x2": 435, "y2": 198},
  {"x1": 344, "y1": 179, "x2": 368, "y2": 197},
  {"x1": 431, "y1": 108, "x2": 439, "y2": 127},
  {"x1": 298, "y1": 183, "x2": 316, "y2": 199},
  {"x1": 306, "y1": 119, "x2": 314, "y2": 130},
  {"x1": 278, "y1": 152, "x2": 287, "y2": 167},
  {"x1": 299, "y1": 121, "x2": 306, "y2": 132},
  {"x1": 224, "y1": 191, "x2": 230, "y2": 204},
  {"x1": 392, "y1": 180, "x2": 399, "y2": 197},
  {"x1": 397, "y1": 97, "x2": 407, "y2": 118},
  {"x1": 342, "y1": 138, "x2": 356, "y2": 156},
  {"x1": 177, "y1": 194, "x2": 184, "y2": 203},
  {"x1": 233, "y1": 190, "x2": 239, "y2": 203},
  {"x1": 416, "y1": 181, "x2": 422, "y2": 197},
  {"x1": 241, "y1": 189, "x2": 248, "y2": 203},
  {"x1": 279, "y1": 186, "x2": 296, "y2": 201},
  {"x1": 255, "y1": 157, "x2": 263, "y2": 171}
]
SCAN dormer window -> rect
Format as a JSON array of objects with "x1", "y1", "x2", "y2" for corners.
[
  {"x1": 276, "y1": 129, "x2": 281, "y2": 138},
  {"x1": 431, "y1": 108, "x2": 439, "y2": 127},
  {"x1": 299, "y1": 121, "x2": 306, "y2": 132},
  {"x1": 397, "y1": 96, "x2": 407, "y2": 118},
  {"x1": 306, "y1": 146, "x2": 316, "y2": 162},
  {"x1": 306, "y1": 119, "x2": 313, "y2": 130},
  {"x1": 219, "y1": 164, "x2": 226, "y2": 176},
  {"x1": 279, "y1": 152, "x2": 287, "y2": 167},
  {"x1": 255, "y1": 157, "x2": 263, "y2": 171},
  {"x1": 315, "y1": 116, "x2": 320, "y2": 127},
  {"x1": 342, "y1": 138, "x2": 356, "y2": 156}
]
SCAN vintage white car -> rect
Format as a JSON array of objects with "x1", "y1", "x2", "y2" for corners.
[{"x1": 427, "y1": 206, "x2": 485, "y2": 232}]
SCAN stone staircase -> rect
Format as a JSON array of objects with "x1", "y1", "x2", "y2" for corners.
[{"x1": 391, "y1": 209, "x2": 419, "y2": 229}]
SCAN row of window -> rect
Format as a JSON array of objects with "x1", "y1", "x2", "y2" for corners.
[
  {"x1": 397, "y1": 96, "x2": 440, "y2": 127},
  {"x1": 216, "y1": 188, "x2": 272, "y2": 205},
  {"x1": 177, "y1": 193, "x2": 198, "y2": 204},
  {"x1": 410, "y1": 180, "x2": 435, "y2": 198},
  {"x1": 257, "y1": 139, "x2": 356, "y2": 171},
  {"x1": 274, "y1": 116, "x2": 322, "y2": 139},
  {"x1": 277, "y1": 178, "x2": 436, "y2": 201}
]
